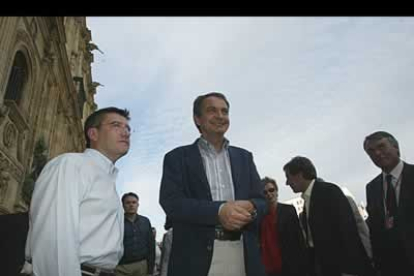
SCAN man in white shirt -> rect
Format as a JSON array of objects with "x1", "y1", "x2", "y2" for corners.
[{"x1": 25, "y1": 107, "x2": 131, "y2": 276}]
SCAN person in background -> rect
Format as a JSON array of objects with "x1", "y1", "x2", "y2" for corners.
[
  {"x1": 116, "y1": 193, "x2": 155, "y2": 276},
  {"x1": 159, "y1": 218, "x2": 173, "y2": 276},
  {"x1": 284, "y1": 156, "x2": 374, "y2": 276},
  {"x1": 260, "y1": 176, "x2": 308, "y2": 276}
]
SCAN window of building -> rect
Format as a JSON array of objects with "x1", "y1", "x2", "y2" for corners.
[{"x1": 4, "y1": 51, "x2": 29, "y2": 105}]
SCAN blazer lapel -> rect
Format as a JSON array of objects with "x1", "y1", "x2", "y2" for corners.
[
  {"x1": 371, "y1": 173, "x2": 385, "y2": 225},
  {"x1": 398, "y1": 162, "x2": 413, "y2": 218},
  {"x1": 308, "y1": 181, "x2": 317, "y2": 229},
  {"x1": 228, "y1": 147, "x2": 241, "y2": 199},
  {"x1": 187, "y1": 140, "x2": 212, "y2": 199},
  {"x1": 372, "y1": 174, "x2": 386, "y2": 223},
  {"x1": 276, "y1": 205, "x2": 283, "y2": 229}
]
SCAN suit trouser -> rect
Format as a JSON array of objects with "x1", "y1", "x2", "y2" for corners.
[
  {"x1": 115, "y1": 259, "x2": 148, "y2": 276},
  {"x1": 207, "y1": 239, "x2": 246, "y2": 276}
]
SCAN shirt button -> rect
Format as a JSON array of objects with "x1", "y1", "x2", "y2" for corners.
[{"x1": 207, "y1": 245, "x2": 212, "y2": 251}]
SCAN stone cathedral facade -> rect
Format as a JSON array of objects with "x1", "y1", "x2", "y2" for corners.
[{"x1": 0, "y1": 17, "x2": 99, "y2": 214}]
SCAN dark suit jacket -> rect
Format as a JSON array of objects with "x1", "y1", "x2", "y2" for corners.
[
  {"x1": 264, "y1": 203, "x2": 308, "y2": 276},
  {"x1": 307, "y1": 181, "x2": 374, "y2": 276},
  {"x1": 159, "y1": 139, "x2": 267, "y2": 276},
  {"x1": 366, "y1": 162, "x2": 414, "y2": 271}
]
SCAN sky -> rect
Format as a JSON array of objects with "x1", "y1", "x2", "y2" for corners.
[{"x1": 86, "y1": 17, "x2": 414, "y2": 240}]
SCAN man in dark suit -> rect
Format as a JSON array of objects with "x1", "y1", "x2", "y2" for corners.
[
  {"x1": 364, "y1": 131, "x2": 414, "y2": 275},
  {"x1": 159, "y1": 92, "x2": 267, "y2": 276},
  {"x1": 283, "y1": 156, "x2": 374, "y2": 276},
  {"x1": 260, "y1": 176, "x2": 308, "y2": 276}
]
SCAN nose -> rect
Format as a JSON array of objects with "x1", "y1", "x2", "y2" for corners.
[{"x1": 121, "y1": 127, "x2": 131, "y2": 137}]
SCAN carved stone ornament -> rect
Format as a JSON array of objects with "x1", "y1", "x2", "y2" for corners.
[
  {"x1": 30, "y1": 17, "x2": 38, "y2": 38},
  {"x1": 0, "y1": 104, "x2": 10, "y2": 126},
  {"x1": 3, "y1": 122, "x2": 17, "y2": 148},
  {"x1": 0, "y1": 155, "x2": 11, "y2": 202}
]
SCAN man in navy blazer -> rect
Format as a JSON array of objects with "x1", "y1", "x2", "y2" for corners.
[
  {"x1": 364, "y1": 131, "x2": 414, "y2": 276},
  {"x1": 159, "y1": 92, "x2": 267, "y2": 276}
]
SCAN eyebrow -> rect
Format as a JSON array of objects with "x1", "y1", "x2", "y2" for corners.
[{"x1": 109, "y1": 121, "x2": 131, "y2": 130}]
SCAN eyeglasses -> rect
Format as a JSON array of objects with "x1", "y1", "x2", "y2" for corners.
[
  {"x1": 263, "y1": 187, "x2": 276, "y2": 195},
  {"x1": 99, "y1": 121, "x2": 134, "y2": 134}
]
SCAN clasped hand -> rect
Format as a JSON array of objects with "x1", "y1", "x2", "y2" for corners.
[{"x1": 218, "y1": 200, "x2": 255, "y2": 231}]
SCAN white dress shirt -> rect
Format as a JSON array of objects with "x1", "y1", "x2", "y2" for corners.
[
  {"x1": 26, "y1": 149, "x2": 124, "y2": 276},
  {"x1": 301, "y1": 179, "x2": 315, "y2": 247},
  {"x1": 197, "y1": 137, "x2": 235, "y2": 201}
]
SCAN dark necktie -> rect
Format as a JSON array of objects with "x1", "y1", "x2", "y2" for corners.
[
  {"x1": 386, "y1": 174, "x2": 397, "y2": 216},
  {"x1": 301, "y1": 204, "x2": 309, "y2": 245}
]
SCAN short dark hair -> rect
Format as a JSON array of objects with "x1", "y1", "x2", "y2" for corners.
[
  {"x1": 261, "y1": 176, "x2": 278, "y2": 190},
  {"x1": 84, "y1": 107, "x2": 130, "y2": 148},
  {"x1": 193, "y1": 92, "x2": 230, "y2": 131},
  {"x1": 283, "y1": 156, "x2": 317, "y2": 180},
  {"x1": 364, "y1": 131, "x2": 400, "y2": 154},
  {"x1": 121, "y1": 192, "x2": 139, "y2": 204}
]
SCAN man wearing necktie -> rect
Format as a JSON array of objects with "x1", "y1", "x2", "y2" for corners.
[{"x1": 364, "y1": 131, "x2": 414, "y2": 276}]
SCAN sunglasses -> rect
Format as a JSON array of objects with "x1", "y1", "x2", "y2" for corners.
[{"x1": 263, "y1": 187, "x2": 276, "y2": 195}]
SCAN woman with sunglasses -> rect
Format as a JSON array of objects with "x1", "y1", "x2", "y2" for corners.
[{"x1": 260, "y1": 176, "x2": 308, "y2": 276}]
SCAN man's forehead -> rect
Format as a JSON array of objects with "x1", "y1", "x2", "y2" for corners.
[
  {"x1": 103, "y1": 112, "x2": 128, "y2": 122},
  {"x1": 366, "y1": 137, "x2": 389, "y2": 148},
  {"x1": 125, "y1": 196, "x2": 138, "y2": 201},
  {"x1": 203, "y1": 96, "x2": 228, "y2": 107}
]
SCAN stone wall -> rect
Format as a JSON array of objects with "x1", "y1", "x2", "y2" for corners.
[{"x1": 0, "y1": 17, "x2": 98, "y2": 214}]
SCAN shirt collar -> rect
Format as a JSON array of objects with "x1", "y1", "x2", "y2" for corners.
[
  {"x1": 84, "y1": 148, "x2": 119, "y2": 176},
  {"x1": 198, "y1": 136, "x2": 230, "y2": 152},
  {"x1": 383, "y1": 160, "x2": 404, "y2": 180},
  {"x1": 301, "y1": 179, "x2": 315, "y2": 201}
]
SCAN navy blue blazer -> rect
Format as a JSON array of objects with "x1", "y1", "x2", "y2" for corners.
[{"x1": 159, "y1": 139, "x2": 267, "y2": 276}]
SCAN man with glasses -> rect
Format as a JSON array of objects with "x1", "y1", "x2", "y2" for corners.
[
  {"x1": 260, "y1": 176, "x2": 307, "y2": 276},
  {"x1": 159, "y1": 92, "x2": 267, "y2": 276},
  {"x1": 25, "y1": 107, "x2": 131, "y2": 276}
]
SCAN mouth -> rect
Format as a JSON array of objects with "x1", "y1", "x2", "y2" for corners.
[{"x1": 214, "y1": 123, "x2": 228, "y2": 129}]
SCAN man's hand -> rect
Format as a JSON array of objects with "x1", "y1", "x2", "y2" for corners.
[
  {"x1": 218, "y1": 201, "x2": 253, "y2": 231},
  {"x1": 234, "y1": 200, "x2": 255, "y2": 213}
]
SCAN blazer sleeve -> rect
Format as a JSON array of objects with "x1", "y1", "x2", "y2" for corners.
[
  {"x1": 159, "y1": 150, "x2": 224, "y2": 226},
  {"x1": 245, "y1": 151, "x2": 267, "y2": 230},
  {"x1": 147, "y1": 218, "x2": 155, "y2": 274},
  {"x1": 330, "y1": 185, "x2": 372, "y2": 275}
]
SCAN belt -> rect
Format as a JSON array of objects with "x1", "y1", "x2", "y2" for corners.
[
  {"x1": 118, "y1": 257, "x2": 147, "y2": 265},
  {"x1": 81, "y1": 264, "x2": 115, "y2": 276},
  {"x1": 215, "y1": 227, "x2": 241, "y2": 241}
]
